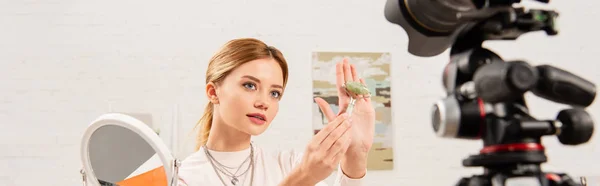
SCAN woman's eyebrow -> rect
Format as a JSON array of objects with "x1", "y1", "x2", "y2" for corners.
[{"x1": 241, "y1": 75, "x2": 283, "y2": 89}]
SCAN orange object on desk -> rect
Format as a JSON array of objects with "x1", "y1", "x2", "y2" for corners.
[{"x1": 116, "y1": 166, "x2": 168, "y2": 186}]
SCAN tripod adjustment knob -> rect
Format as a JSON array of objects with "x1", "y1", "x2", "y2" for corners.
[
  {"x1": 473, "y1": 60, "x2": 538, "y2": 103},
  {"x1": 556, "y1": 108, "x2": 594, "y2": 145}
]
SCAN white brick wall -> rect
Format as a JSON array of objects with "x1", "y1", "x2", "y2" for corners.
[{"x1": 1, "y1": 0, "x2": 599, "y2": 185}]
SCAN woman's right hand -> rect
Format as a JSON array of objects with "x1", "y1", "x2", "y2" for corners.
[{"x1": 296, "y1": 112, "x2": 353, "y2": 184}]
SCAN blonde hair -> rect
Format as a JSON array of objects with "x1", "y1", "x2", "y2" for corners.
[{"x1": 195, "y1": 38, "x2": 289, "y2": 151}]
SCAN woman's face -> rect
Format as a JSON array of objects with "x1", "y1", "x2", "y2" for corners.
[{"x1": 211, "y1": 58, "x2": 284, "y2": 136}]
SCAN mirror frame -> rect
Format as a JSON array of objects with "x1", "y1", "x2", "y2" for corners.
[{"x1": 80, "y1": 113, "x2": 180, "y2": 186}]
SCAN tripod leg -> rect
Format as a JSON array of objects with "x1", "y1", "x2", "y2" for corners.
[
  {"x1": 546, "y1": 173, "x2": 584, "y2": 186},
  {"x1": 456, "y1": 177, "x2": 470, "y2": 186},
  {"x1": 456, "y1": 176, "x2": 491, "y2": 186}
]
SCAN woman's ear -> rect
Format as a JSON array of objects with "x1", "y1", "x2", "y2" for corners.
[{"x1": 206, "y1": 82, "x2": 219, "y2": 104}]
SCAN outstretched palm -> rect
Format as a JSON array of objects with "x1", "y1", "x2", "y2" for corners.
[{"x1": 314, "y1": 59, "x2": 375, "y2": 155}]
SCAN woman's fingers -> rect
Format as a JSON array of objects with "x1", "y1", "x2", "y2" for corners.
[
  {"x1": 311, "y1": 113, "x2": 348, "y2": 148},
  {"x1": 324, "y1": 124, "x2": 352, "y2": 161},
  {"x1": 343, "y1": 59, "x2": 353, "y2": 83},
  {"x1": 319, "y1": 119, "x2": 352, "y2": 152},
  {"x1": 350, "y1": 64, "x2": 359, "y2": 82},
  {"x1": 314, "y1": 97, "x2": 336, "y2": 123},
  {"x1": 335, "y1": 62, "x2": 347, "y2": 99}
]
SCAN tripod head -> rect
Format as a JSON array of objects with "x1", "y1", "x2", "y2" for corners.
[{"x1": 428, "y1": 2, "x2": 597, "y2": 186}]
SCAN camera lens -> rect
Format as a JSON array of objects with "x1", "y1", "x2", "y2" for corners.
[{"x1": 406, "y1": 0, "x2": 477, "y2": 34}]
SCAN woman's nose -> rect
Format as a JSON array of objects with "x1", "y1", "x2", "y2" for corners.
[{"x1": 254, "y1": 94, "x2": 269, "y2": 110}]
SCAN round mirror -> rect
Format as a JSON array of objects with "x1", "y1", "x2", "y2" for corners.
[{"x1": 80, "y1": 113, "x2": 180, "y2": 186}]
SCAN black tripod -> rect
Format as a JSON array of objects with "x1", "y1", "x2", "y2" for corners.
[{"x1": 431, "y1": 3, "x2": 597, "y2": 186}]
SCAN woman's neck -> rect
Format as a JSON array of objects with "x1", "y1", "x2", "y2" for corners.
[{"x1": 205, "y1": 118, "x2": 252, "y2": 152}]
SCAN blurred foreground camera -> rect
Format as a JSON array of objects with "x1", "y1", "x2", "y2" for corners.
[{"x1": 384, "y1": 0, "x2": 596, "y2": 186}]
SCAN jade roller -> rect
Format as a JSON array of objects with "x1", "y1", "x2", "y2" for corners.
[{"x1": 342, "y1": 81, "x2": 371, "y2": 117}]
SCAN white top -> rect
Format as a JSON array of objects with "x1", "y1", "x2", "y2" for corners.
[{"x1": 177, "y1": 143, "x2": 364, "y2": 186}]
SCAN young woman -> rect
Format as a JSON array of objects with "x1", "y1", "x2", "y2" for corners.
[{"x1": 177, "y1": 38, "x2": 375, "y2": 186}]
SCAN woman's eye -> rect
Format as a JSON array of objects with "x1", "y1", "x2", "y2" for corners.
[
  {"x1": 243, "y1": 83, "x2": 256, "y2": 90},
  {"x1": 271, "y1": 91, "x2": 281, "y2": 98}
]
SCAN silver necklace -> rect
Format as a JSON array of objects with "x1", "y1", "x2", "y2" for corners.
[
  {"x1": 204, "y1": 143, "x2": 255, "y2": 186},
  {"x1": 209, "y1": 152, "x2": 251, "y2": 179}
]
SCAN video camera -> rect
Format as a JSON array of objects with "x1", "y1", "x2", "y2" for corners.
[{"x1": 384, "y1": 0, "x2": 597, "y2": 186}]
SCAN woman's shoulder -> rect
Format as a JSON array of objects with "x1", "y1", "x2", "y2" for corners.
[{"x1": 178, "y1": 149, "x2": 209, "y2": 171}]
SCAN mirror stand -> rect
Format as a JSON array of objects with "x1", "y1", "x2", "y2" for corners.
[
  {"x1": 79, "y1": 113, "x2": 182, "y2": 186},
  {"x1": 169, "y1": 159, "x2": 182, "y2": 186},
  {"x1": 80, "y1": 168, "x2": 87, "y2": 186}
]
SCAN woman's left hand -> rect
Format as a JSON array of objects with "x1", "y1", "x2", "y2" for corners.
[{"x1": 314, "y1": 58, "x2": 376, "y2": 174}]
